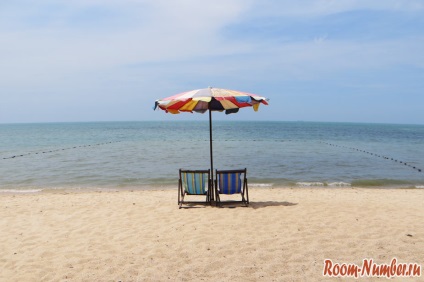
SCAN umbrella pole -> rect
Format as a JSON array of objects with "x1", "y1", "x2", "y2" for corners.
[{"x1": 209, "y1": 109, "x2": 214, "y2": 202}]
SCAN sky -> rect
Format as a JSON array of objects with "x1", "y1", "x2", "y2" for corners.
[{"x1": 1, "y1": 0, "x2": 423, "y2": 124}]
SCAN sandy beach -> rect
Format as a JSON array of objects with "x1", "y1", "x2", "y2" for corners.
[{"x1": 1, "y1": 187, "x2": 423, "y2": 281}]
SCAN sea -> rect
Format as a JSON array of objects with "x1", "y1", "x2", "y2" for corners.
[{"x1": 1, "y1": 121, "x2": 423, "y2": 192}]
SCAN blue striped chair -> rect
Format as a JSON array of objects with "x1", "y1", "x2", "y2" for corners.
[
  {"x1": 215, "y1": 168, "x2": 249, "y2": 206},
  {"x1": 178, "y1": 169, "x2": 211, "y2": 208}
]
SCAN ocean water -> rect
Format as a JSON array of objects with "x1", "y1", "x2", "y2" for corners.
[{"x1": 1, "y1": 121, "x2": 423, "y2": 191}]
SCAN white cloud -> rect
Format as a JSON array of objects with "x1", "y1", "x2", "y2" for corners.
[
  {"x1": 0, "y1": 0, "x2": 254, "y2": 87},
  {"x1": 247, "y1": 0, "x2": 424, "y2": 19},
  {"x1": 1, "y1": 0, "x2": 423, "y2": 123},
  {"x1": 2, "y1": 0, "x2": 422, "y2": 81}
]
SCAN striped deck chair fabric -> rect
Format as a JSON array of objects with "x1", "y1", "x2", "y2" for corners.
[
  {"x1": 215, "y1": 168, "x2": 249, "y2": 206},
  {"x1": 217, "y1": 171, "x2": 242, "y2": 194},
  {"x1": 181, "y1": 171, "x2": 208, "y2": 195},
  {"x1": 178, "y1": 169, "x2": 211, "y2": 208}
]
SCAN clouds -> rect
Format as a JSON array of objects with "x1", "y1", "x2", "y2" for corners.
[
  {"x1": 246, "y1": 0, "x2": 424, "y2": 19},
  {"x1": 0, "y1": 0, "x2": 423, "y2": 123},
  {"x1": 1, "y1": 1, "x2": 248, "y2": 76}
]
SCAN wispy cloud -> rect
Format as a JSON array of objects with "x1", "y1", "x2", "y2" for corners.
[{"x1": 1, "y1": 0, "x2": 423, "y2": 123}]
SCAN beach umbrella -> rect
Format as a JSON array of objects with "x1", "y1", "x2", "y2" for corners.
[{"x1": 153, "y1": 87, "x2": 269, "y2": 200}]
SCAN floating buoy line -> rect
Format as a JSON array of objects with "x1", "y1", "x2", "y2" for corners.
[
  {"x1": 2, "y1": 141, "x2": 123, "y2": 160},
  {"x1": 320, "y1": 141, "x2": 422, "y2": 173}
]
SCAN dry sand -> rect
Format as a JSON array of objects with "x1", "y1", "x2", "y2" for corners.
[{"x1": 1, "y1": 187, "x2": 423, "y2": 281}]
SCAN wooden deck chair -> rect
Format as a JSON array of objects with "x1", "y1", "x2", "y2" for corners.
[
  {"x1": 215, "y1": 168, "x2": 249, "y2": 206},
  {"x1": 178, "y1": 169, "x2": 211, "y2": 208}
]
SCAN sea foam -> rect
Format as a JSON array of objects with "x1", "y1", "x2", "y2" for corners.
[{"x1": 0, "y1": 189, "x2": 43, "y2": 193}]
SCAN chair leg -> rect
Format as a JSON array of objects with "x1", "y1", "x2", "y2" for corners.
[
  {"x1": 241, "y1": 192, "x2": 247, "y2": 206},
  {"x1": 179, "y1": 193, "x2": 183, "y2": 209},
  {"x1": 179, "y1": 192, "x2": 185, "y2": 209},
  {"x1": 178, "y1": 180, "x2": 184, "y2": 209},
  {"x1": 243, "y1": 193, "x2": 248, "y2": 206},
  {"x1": 245, "y1": 181, "x2": 249, "y2": 206},
  {"x1": 215, "y1": 192, "x2": 220, "y2": 207},
  {"x1": 178, "y1": 182, "x2": 181, "y2": 205}
]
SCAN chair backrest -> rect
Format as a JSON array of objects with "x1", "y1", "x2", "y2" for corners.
[
  {"x1": 216, "y1": 169, "x2": 246, "y2": 195},
  {"x1": 179, "y1": 169, "x2": 210, "y2": 195}
]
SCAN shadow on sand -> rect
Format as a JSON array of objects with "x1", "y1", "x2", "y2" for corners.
[
  {"x1": 249, "y1": 201, "x2": 298, "y2": 209},
  {"x1": 213, "y1": 201, "x2": 298, "y2": 209},
  {"x1": 179, "y1": 201, "x2": 298, "y2": 209}
]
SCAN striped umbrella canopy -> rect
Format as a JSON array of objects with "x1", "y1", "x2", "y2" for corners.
[
  {"x1": 154, "y1": 87, "x2": 269, "y2": 114},
  {"x1": 153, "y1": 87, "x2": 269, "y2": 201}
]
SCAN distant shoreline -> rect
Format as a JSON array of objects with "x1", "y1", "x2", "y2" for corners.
[{"x1": 2, "y1": 120, "x2": 424, "y2": 126}]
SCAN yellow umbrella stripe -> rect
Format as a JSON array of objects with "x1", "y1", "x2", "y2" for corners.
[{"x1": 179, "y1": 100, "x2": 199, "y2": 111}]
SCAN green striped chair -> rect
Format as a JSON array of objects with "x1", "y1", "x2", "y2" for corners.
[
  {"x1": 178, "y1": 169, "x2": 211, "y2": 208},
  {"x1": 215, "y1": 168, "x2": 249, "y2": 206}
]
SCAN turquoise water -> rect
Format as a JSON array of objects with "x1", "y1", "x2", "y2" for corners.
[{"x1": 1, "y1": 121, "x2": 423, "y2": 191}]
